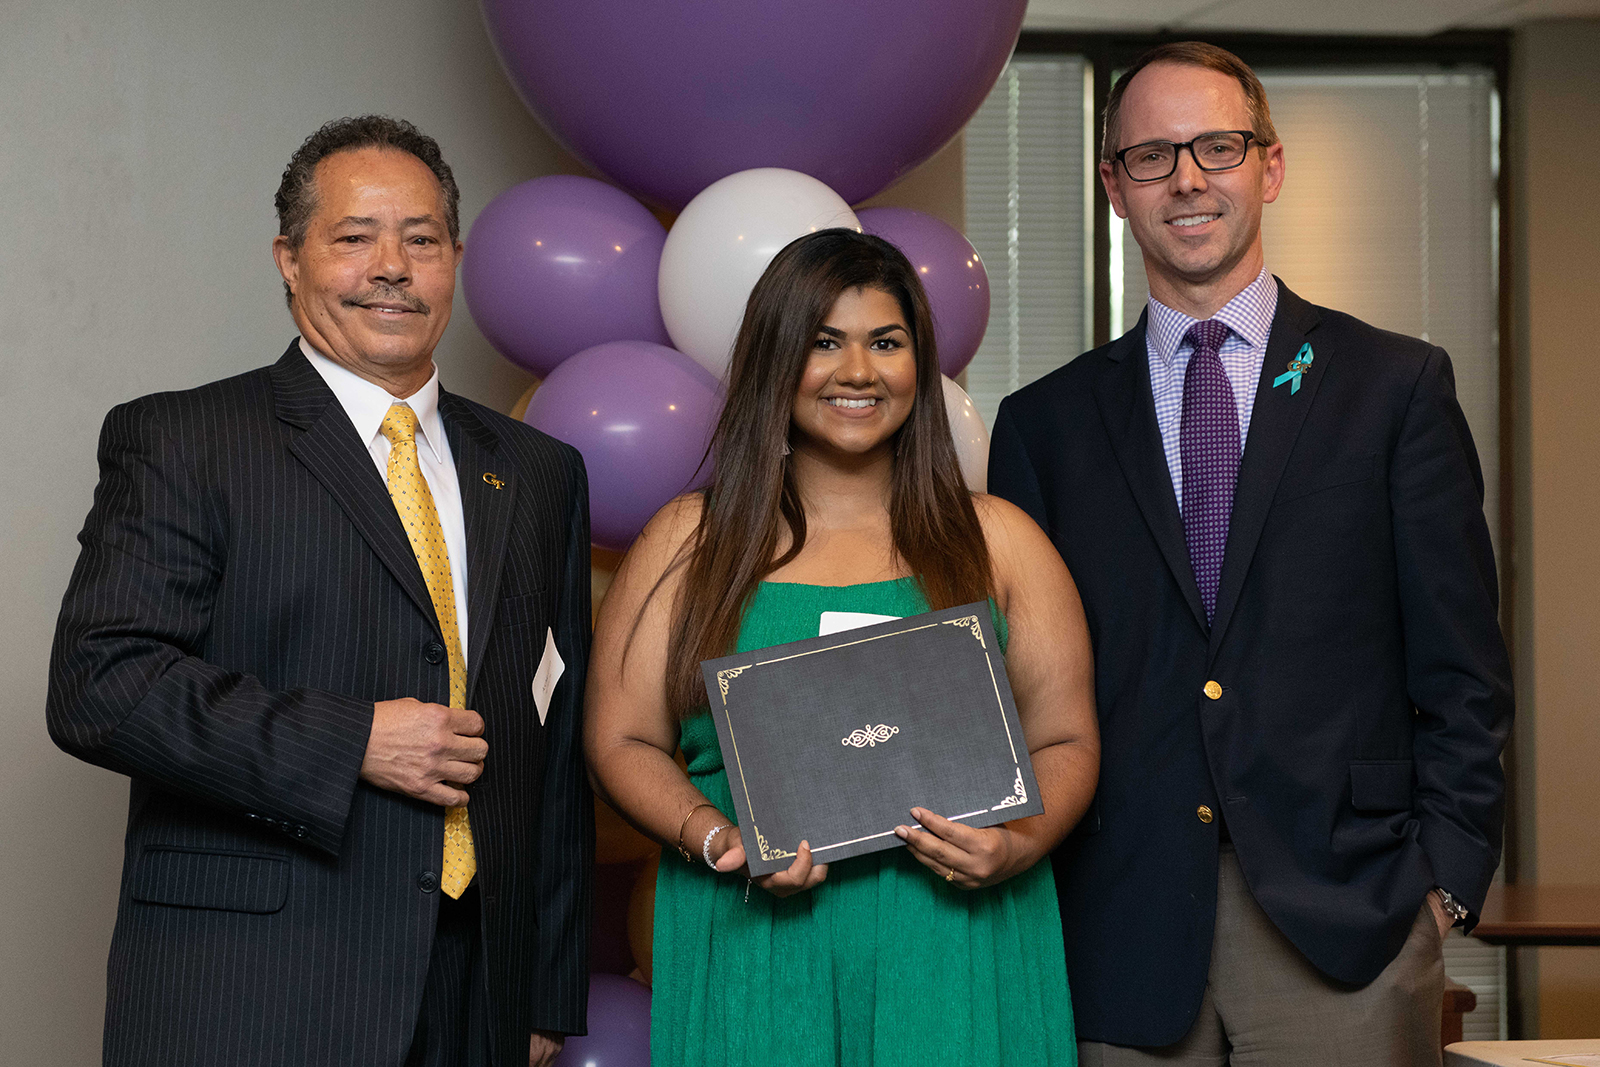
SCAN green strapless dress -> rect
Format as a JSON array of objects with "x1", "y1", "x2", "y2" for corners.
[{"x1": 650, "y1": 578, "x2": 1076, "y2": 1066}]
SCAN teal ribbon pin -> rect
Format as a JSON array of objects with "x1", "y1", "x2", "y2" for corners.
[{"x1": 1273, "y1": 343, "x2": 1314, "y2": 394}]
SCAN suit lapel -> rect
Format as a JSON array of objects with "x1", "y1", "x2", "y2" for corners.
[
  {"x1": 1208, "y1": 283, "x2": 1324, "y2": 656},
  {"x1": 272, "y1": 345, "x2": 442, "y2": 636},
  {"x1": 1094, "y1": 313, "x2": 1209, "y2": 634},
  {"x1": 440, "y1": 391, "x2": 516, "y2": 701}
]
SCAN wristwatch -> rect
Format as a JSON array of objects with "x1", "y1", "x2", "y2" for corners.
[{"x1": 1435, "y1": 887, "x2": 1469, "y2": 925}]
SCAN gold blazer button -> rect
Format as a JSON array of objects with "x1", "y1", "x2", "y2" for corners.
[
  {"x1": 1197, "y1": 805, "x2": 1214, "y2": 824},
  {"x1": 1203, "y1": 680, "x2": 1222, "y2": 700}
]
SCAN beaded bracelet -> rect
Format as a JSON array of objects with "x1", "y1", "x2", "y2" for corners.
[
  {"x1": 675, "y1": 802, "x2": 718, "y2": 862},
  {"x1": 701, "y1": 823, "x2": 731, "y2": 869}
]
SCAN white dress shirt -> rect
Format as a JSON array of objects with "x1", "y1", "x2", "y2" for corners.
[{"x1": 300, "y1": 338, "x2": 470, "y2": 661}]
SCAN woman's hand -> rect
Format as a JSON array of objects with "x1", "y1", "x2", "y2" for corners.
[
  {"x1": 714, "y1": 830, "x2": 829, "y2": 898},
  {"x1": 894, "y1": 807, "x2": 1023, "y2": 889}
]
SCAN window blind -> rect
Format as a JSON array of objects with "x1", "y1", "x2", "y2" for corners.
[{"x1": 962, "y1": 57, "x2": 1091, "y2": 430}]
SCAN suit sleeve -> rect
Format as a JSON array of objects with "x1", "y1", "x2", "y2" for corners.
[
  {"x1": 988, "y1": 396, "x2": 1051, "y2": 532},
  {"x1": 1390, "y1": 348, "x2": 1513, "y2": 923},
  {"x1": 528, "y1": 449, "x2": 594, "y2": 1034},
  {"x1": 46, "y1": 399, "x2": 372, "y2": 856}
]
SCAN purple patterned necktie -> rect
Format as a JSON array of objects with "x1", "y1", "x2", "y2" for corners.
[{"x1": 1180, "y1": 319, "x2": 1240, "y2": 625}]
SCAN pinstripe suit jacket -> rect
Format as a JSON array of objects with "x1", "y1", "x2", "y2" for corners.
[{"x1": 48, "y1": 343, "x2": 594, "y2": 1067}]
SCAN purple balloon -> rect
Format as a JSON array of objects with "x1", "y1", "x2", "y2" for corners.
[
  {"x1": 858, "y1": 207, "x2": 991, "y2": 378},
  {"x1": 480, "y1": 0, "x2": 1027, "y2": 210},
  {"x1": 463, "y1": 175, "x2": 670, "y2": 378},
  {"x1": 524, "y1": 341, "x2": 719, "y2": 552},
  {"x1": 552, "y1": 974, "x2": 650, "y2": 1067}
]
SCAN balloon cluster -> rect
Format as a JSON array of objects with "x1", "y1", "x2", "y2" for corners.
[
  {"x1": 467, "y1": 1, "x2": 1021, "y2": 554},
  {"x1": 466, "y1": 1, "x2": 1025, "y2": 1058}
]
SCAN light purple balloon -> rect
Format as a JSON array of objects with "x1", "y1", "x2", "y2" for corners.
[
  {"x1": 480, "y1": 0, "x2": 1027, "y2": 210},
  {"x1": 524, "y1": 341, "x2": 719, "y2": 552},
  {"x1": 858, "y1": 207, "x2": 991, "y2": 378},
  {"x1": 551, "y1": 974, "x2": 650, "y2": 1067},
  {"x1": 462, "y1": 175, "x2": 670, "y2": 378}
]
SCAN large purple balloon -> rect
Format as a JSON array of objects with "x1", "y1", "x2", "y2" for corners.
[
  {"x1": 858, "y1": 207, "x2": 991, "y2": 378},
  {"x1": 552, "y1": 974, "x2": 650, "y2": 1067},
  {"x1": 480, "y1": 0, "x2": 1027, "y2": 210},
  {"x1": 462, "y1": 175, "x2": 670, "y2": 378},
  {"x1": 524, "y1": 341, "x2": 718, "y2": 552}
]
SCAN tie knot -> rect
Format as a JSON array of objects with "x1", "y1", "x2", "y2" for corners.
[
  {"x1": 380, "y1": 404, "x2": 420, "y2": 446},
  {"x1": 1185, "y1": 319, "x2": 1231, "y2": 358}
]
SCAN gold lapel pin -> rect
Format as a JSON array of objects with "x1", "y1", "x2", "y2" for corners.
[{"x1": 482, "y1": 472, "x2": 505, "y2": 490}]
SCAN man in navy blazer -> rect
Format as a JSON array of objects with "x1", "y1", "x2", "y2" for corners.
[
  {"x1": 48, "y1": 117, "x2": 591, "y2": 1067},
  {"x1": 989, "y1": 44, "x2": 1511, "y2": 1066}
]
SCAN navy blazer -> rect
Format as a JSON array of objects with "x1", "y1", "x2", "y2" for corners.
[
  {"x1": 48, "y1": 344, "x2": 594, "y2": 1067},
  {"x1": 988, "y1": 282, "x2": 1512, "y2": 1047}
]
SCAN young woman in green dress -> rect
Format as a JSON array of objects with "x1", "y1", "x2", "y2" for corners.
[{"x1": 585, "y1": 229, "x2": 1098, "y2": 1065}]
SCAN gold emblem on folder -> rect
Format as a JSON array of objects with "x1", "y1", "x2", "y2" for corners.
[{"x1": 842, "y1": 724, "x2": 900, "y2": 749}]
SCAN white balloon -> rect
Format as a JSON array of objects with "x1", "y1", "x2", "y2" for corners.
[
  {"x1": 658, "y1": 168, "x2": 859, "y2": 378},
  {"x1": 941, "y1": 375, "x2": 990, "y2": 493}
]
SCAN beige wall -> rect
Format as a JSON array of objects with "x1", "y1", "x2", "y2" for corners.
[{"x1": 1512, "y1": 16, "x2": 1600, "y2": 1039}]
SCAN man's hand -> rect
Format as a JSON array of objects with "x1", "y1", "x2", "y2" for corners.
[
  {"x1": 360, "y1": 698, "x2": 487, "y2": 806},
  {"x1": 1427, "y1": 890, "x2": 1455, "y2": 941},
  {"x1": 530, "y1": 1029, "x2": 564, "y2": 1067}
]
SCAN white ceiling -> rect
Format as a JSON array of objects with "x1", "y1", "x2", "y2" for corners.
[{"x1": 1023, "y1": 0, "x2": 1600, "y2": 35}]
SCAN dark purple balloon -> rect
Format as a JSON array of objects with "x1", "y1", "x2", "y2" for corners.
[
  {"x1": 480, "y1": 0, "x2": 1027, "y2": 209},
  {"x1": 462, "y1": 175, "x2": 670, "y2": 379},
  {"x1": 523, "y1": 341, "x2": 719, "y2": 552},
  {"x1": 858, "y1": 207, "x2": 991, "y2": 378},
  {"x1": 551, "y1": 974, "x2": 651, "y2": 1067}
]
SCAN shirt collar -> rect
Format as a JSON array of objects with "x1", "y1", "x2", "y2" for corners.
[
  {"x1": 299, "y1": 338, "x2": 447, "y2": 464},
  {"x1": 1146, "y1": 267, "x2": 1278, "y2": 367}
]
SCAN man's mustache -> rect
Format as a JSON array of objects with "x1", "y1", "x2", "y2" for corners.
[{"x1": 342, "y1": 286, "x2": 429, "y2": 315}]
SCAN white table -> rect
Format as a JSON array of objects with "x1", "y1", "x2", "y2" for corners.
[{"x1": 1446, "y1": 1040, "x2": 1600, "y2": 1066}]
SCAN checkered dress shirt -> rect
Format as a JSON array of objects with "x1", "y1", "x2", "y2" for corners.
[{"x1": 1145, "y1": 267, "x2": 1279, "y2": 511}]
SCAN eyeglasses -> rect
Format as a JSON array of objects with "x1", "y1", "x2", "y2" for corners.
[{"x1": 1112, "y1": 131, "x2": 1258, "y2": 182}]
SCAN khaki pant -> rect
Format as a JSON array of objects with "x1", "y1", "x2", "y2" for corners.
[{"x1": 1079, "y1": 846, "x2": 1445, "y2": 1067}]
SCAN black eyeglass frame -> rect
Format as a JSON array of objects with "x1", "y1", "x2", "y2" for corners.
[{"x1": 1111, "y1": 130, "x2": 1260, "y2": 182}]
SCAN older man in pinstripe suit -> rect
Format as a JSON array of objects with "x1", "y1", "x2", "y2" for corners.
[{"x1": 48, "y1": 116, "x2": 591, "y2": 1067}]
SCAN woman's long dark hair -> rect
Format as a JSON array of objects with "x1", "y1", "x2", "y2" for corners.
[{"x1": 657, "y1": 228, "x2": 991, "y2": 715}]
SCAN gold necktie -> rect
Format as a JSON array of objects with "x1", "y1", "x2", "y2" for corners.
[{"x1": 380, "y1": 404, "x2": 475, "y2": 899}]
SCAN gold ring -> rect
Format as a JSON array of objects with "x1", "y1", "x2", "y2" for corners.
[{"x1": 945, "y1": 867, "x2": 955, "y2": 883}]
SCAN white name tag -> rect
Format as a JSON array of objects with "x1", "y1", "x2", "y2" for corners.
[
  {"x1": 818, "y1": 611, "x2": 902, "y2": 636},
  {"x1": 531, "y1": 627, "x2": 564, "y2": 726}
]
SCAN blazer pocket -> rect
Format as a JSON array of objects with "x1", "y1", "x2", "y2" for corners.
[
  {"x1": 1349, "y1": 760, "x2": 1414, "y2": 812},
  {"x1": 130, "y1": 846, "x2": 289, "y2": 914},
  {"x1": 495, "y1": 591, "x2": 546, "y2": 631},
  {"x1": 1275, "y1": 452, "x2": 1376, "y2": 505}
]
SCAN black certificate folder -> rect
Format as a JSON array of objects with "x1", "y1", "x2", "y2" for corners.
[{"x1": 701, "y1": 602, "x2": 1042, "y2": 877}]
